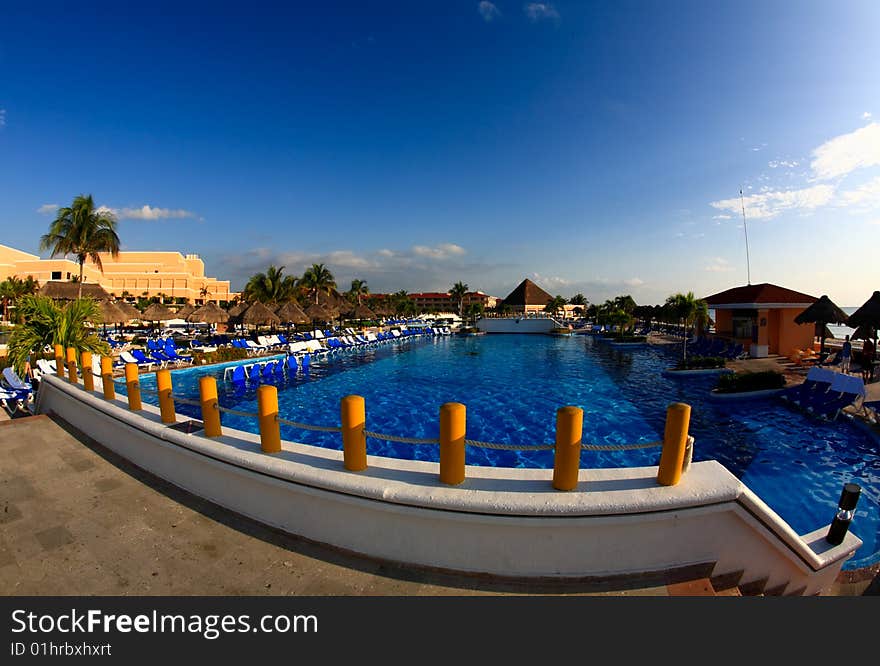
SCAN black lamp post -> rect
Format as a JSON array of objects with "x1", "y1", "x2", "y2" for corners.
[{"x1": 826, "y1": 483, "x2": 861, "y2": 545}]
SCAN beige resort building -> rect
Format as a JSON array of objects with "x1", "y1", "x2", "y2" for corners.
[{"x1": 0, "y1": 243, "x2": 236, "y2": 304}]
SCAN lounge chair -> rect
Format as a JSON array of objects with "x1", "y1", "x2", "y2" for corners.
[
  {"x1": 803, "y1": 372, "x2": 865, "y2": 420},
  {"x1": 2, "y1": 367, "x2": 32, "y2": 395},
  {"x1": 780, "y1": 366, "x2": 835, "y2": 404},
  {"x1": 120, "y1": 350, "x2": 156, "y2": 371}
]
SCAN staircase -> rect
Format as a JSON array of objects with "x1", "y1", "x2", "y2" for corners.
[{"x1": 662, "y1": 566, "x2": 809, "y2": 596}]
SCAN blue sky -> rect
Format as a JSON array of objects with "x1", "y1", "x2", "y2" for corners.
[{"x1": 1, "y1": 1, "x2": 879, "y2": 306}]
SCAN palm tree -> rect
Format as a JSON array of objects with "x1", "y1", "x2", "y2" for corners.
[
  {"x1": 544, "y1": 295, "x2": 568, "y2": 319},
  {"x1": 7, "y1": 295, "x2": 109, "y2": 377},
  {"x1": 199, "y1": 285, "x2": 210, "y2": 301},
  {"x1": 299, "y1": 263, "x2": 336, "y2": 305},
  {"x1": 665, "y1": 291, "x2": 708, "y2": 361},
  {"x1": 448, "y1": 281, "x2": 469, "y2": 317},
  {"x1": 0, "y1": 275, "x2": 39, "y2": 323},
  {"x1": 569, "y1": 293, "x2": 587, "y2": 318},
  {"x1": 39, "y1": 194, "x2": 121, "y2": 299},
  {"x1": 244, "y1": 265, "x2": 297, "y2": 304},
  {"x1": 348, "y1": 279, "x2": 369, "y2": 306}
]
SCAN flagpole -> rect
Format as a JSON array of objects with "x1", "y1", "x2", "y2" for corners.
[{"x1": 740, "y1": 188, "x2": 751, "y2": 285}]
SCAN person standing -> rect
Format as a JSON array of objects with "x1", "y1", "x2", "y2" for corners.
[
  {"x1": 862, "y1": 337, "x2": 875, "y2": 382},
  {"x1": 840, "y1": 335, "x2": 853, "y2": 374}
]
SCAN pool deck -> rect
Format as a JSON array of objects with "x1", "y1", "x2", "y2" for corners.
[{"x1": 0, "y1": 413, "x2": 877, "y2": 597}]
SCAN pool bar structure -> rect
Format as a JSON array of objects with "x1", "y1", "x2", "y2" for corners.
[{"x1": 35, "y1": 350, "x2": 864, "y2": 595}]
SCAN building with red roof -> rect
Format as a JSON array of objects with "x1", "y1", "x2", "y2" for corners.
[{"x1": 703, "y1": 282, "x2": 818, "y2": 358}]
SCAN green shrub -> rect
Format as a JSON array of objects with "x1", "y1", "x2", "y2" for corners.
[
  {"x1": 675, "y1": 355, "x2": 725, "y2": 370},
  {"x1": 192, "y1": 347, "x2": 251, "y2": 366},
  {"x1": 716, "y1": 370, "x2": 786, "y2": 393}
]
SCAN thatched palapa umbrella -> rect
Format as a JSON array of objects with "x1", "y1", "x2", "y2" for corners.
[
  {"x1": 97, "y1": 300, "x2": 127, "y2": 324},
  {"x1": 794, "y1": 295, "x2": 849, "y2": 357},
  {"x1": 346, "y1": 303, "x2": 375, "y2": 321},
  {"x1": 116, "y1": 301, "x2": 141, "y2": 321},
  {"x1": 305, "y1": 302, "x2": 333, "y2": 323},
  {"x1": 188, "y1": 301, "x2": 229, "y2": 325},
  {"x1": 141, "y1": 302, "x2": 174, "y2": 332},
  {"x1": 241, "y1": 302, "x2": 281, "y2": 329},
  {"x1": 175, "y1": 304, "x2": 196, "y2": 319},
  {"x1": 275, "y1": 300, "x2": 310, "y2": 325},
  {"x1": 847, "y1": 291, "x2": 880, "y2": 376},
  {"x1": 226, "y1": 301, "x2": 248, "y2": 318},
  {"x1": 95, "y1": 300, "x2": 127, "y2": 335}
]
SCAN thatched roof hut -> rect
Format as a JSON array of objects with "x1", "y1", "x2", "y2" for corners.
[
  {"x1": 305, "y1": 302, "x2": 334, "y2": 322},
  {"x1": 175, "y1": 304, "x2": 196, "y2": 319},
  {"x1": 40, "y1": 281, "x2": 110, "y2": 300},
  {"x1": 188, "y1": 301, "x2": 229, "y2": 324},
  {"x1": 226, "y1": 301, "x2": 248, "y2": 318},
  {"x1": 116, "y1": 301, "x2": 141, "y2": 320},
  {"x1": 502, "y1": 278, "x2": 553, "y2": 308},
  {"x1": 241, "y1": 302, "x2": 281, "y2": 327},
  {"x1": 275, "y1": 300, "x2": 310, "y2": 325},
  {"x1": 345, "y1": 303, "x2": 375, "y2": 320},
  {"x1": 141, "y1": 302, "x2": 175, "y2": 321},
  {"x1": 96, "y1": 300, "x2": 128, "y2": 324}
]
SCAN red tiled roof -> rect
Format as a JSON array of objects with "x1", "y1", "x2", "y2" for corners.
[{"x1": 703, "y1": 283, "x2": 817, "y2": 305}]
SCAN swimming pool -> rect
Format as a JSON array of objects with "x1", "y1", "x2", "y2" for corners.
[{"x1": 131, "y1": 334, "x2": 880, "y2": 570}]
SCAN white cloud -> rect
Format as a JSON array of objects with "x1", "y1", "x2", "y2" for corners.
[
  {"x1": 811, "y1": 122, "x2": 880, "y2": 180},
  {"x1": 623, "y1": 277, "x2": 644, "y2": 287},
  {"x1": 529, "y1": 272, "x2": 571, "y2": 291},
  {"x1": 478, "y1": 1, "x2": 501, "y2": 22},
  {"x1": 710, "y1": 184, "x2": 835, "y2": 220},
  {"x1": 0, "y1": 109, "x2": 5, "y2": 127},
  {"x1": 118, "y1": 205, "x2": 197, "y2": 220},
  {"x1": 863, "y1": 112, "x2": 872, "y2": 120},
  {"x1": 412, "y1": 243, "x2": 466, "y2": 259},
  {"x1": 768, "y1": 160, "x2": 799, "y2": 169},
  {"x1": 524, "y1": 3, "x2": 559, "y2": 21},
  {"x1": 712, "y1": 214, "x2": 732, "y2": 220},
  {"x1": 837, "y1": 176, "x2": 880, "y2": 211},
  {"x1": 704, "y1": 257, "x2": 735, "y2": 273},
  {"x1": 37, "y1": 203, "x2": 59, "y2": 214}
]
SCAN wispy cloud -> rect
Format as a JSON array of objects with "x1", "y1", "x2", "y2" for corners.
[
  {"x1": 0, "y1": 109, "x2": 5, "y2": 127},
  {"x1": 712, "y1": 214, "x2": 732, "y2": 220},
  {"x1": 768, "y1": 160, "x2": 799, "y2": 169},
  {"x1": 411, "y1": 243, "x2": 466, "y2": 259},
  {"x1": 837, "y1": 176, "x2": 880, "y2": 212},
  {"x1": 710, "y1": 184, "x2": 835, "y2": 220},
  {"x1": 863, "y1": 112, "x2": 872, "y2": 120},
  {"x1": 704, "y1": 257, "x2": 735, "y2": 273},
  {"x1": 478, "y1": 1, "x2": 501, "y2": 22},
  {"x1": 811, "y1": 122, "x2": 880, "y2": 180},
  {"x1": 524, "y1": 3, "x2": 559, "y2": 22},
  {"x1": 95, "y1": 204, "x2": 199, "y2": 221},
  {"x1": 37, "y1": 203, "x2": 59, "y2": 214}
]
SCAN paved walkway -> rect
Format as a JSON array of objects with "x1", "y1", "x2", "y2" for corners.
[{"x1": 0, "y1": 415, "x2": 877, "y2": 596}]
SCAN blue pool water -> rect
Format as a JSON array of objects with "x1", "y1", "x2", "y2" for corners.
[{"x1": 129, "y1": 335, "x2": 880, "y2": 570}]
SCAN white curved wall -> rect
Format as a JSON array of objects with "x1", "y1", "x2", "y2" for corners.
[{"x1": 36, "y1": 374, "x2": 861, "y2": 593}]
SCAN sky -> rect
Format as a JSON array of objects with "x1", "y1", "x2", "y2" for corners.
[{"x1": 1, "y1": 0, "x2": 879, "y2": 306}]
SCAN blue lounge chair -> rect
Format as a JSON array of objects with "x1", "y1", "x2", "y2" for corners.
[
  {"x1": 247, "y1": 364, "x2": 262, "y2": 383},
  {"x1": 230, "y1": 365, "x2": 246, "y2": 383},
  {"x1": 286, "y1": 355, "x2": 298, "y2": 374}
]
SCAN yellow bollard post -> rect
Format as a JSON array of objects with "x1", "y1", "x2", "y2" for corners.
[
  {"x1": 81, "y1": 351, "x2": 94, "y2": 392},
  {"x1": 65, "y1": 347, "x2": 78, "y2": 384},
  {"x1": 257, "y1": 385, "x2": 281, "y2": 453},
  {"x1": 199, "y1": 376, "x2": 222, "y2": 437},
  {"x1": 439, "y1": 402, "x2": 466, "y2": 485},
  {"x1": 341, "y1": 395, "x2": 367, "y2": 471},
  {"x1": 552, "y1": 406, "x2": 584, "y2": 491},
  {"x1": 657, "y1": 402, "x2": 692, "y2": 486},
  {"x1": 101, "y1": 356, "x2": 115, "y2": 400},
  {"x1": 54, "y1": 344, "x2": 65, "y2": 376},
  {"x1": 156, "y1": 368, "x2": 176, "y2": 424},
  {"x1": 124, "y1": 363, "x2": 142, "y2": 411}
]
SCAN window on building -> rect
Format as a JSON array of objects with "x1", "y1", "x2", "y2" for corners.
[{"x1": 51, "y1": 271, "x2": 62, "y2": 280}]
